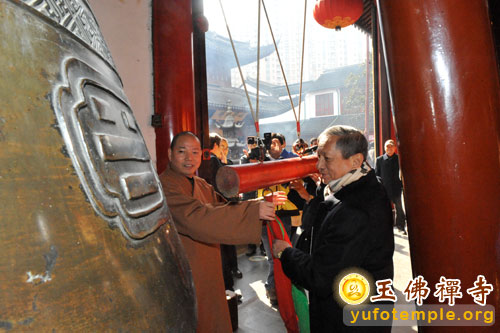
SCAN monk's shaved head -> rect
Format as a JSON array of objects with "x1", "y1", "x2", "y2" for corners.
[{"x1": 170, "y1": 131, "x2": 200, "y2": 149}]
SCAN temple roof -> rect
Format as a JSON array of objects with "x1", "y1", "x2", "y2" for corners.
[
  {"x1": 207, "y1": 84, "x2": 299, "y2": 119},
  {"x1": 208, "y1": 63, "x2": 365, "y2": 120},
  {"x1": 245, "y1": 63, "x2": 364, "y2": 98},
  {"x1": 205, "y1": 31, "x2": 276, "y2": 68},
  {"x1": 354, "y1": 0, "x2": 373, "y2": 35},
  {"x1": 258, "y1": 112, "x2": 374, "y2": 145}
]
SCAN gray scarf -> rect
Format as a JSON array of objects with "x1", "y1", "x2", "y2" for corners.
[{"x1": 324, "y1": 161, "x2": 371, "y2": 198}]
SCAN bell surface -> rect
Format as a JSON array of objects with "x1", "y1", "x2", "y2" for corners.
[{"x1": 0, "y1": 0, "x2": 196, "y2": 331}]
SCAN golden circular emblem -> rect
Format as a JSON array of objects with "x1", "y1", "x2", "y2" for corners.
[{"x1": 339, "y1": 273, "x2": 370, "y2": 305}]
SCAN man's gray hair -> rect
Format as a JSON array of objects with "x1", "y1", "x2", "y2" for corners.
[{"x1": 319, "y1": 125, "x2": 368, "y2": 160}]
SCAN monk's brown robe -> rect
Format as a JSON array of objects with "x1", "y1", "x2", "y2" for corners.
[{"x1": 160, "y1": 165, "x2": 262, "y2": 332}]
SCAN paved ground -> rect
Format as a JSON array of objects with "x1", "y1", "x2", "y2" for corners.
[{"x1": 392, "y1": 229, "x2": 418, "y2": 332}]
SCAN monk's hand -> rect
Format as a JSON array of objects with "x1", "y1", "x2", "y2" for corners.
[
  {"x1": 259, "y1": 201, "x2": 275, "y2": 220},
  {"x1": 272, "y1": 239, "x2": 291, "y2": 258}
]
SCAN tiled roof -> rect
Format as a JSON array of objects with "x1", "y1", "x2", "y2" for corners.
[
  {"x1": 245, "y1": 64, "x2": 364, "y2": 98},
  {"x1": 207, "y1": 85, "x2": 299, "y2": 118},
  {"x1": 354, "y1": 0, "x2": 373, "y2": 35},
  {"x1": 205, "y1": 31, "x2": 276, "y2": 67},
  {"x1": 208, "y1": 64, "x2": 366, "y2": 121},
  {"x1": 256, "y1": 113, "x2": 374, "y2": 147}
]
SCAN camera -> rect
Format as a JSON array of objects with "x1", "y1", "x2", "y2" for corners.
[
  {"x1": 246, "y1": 136, "x2": 263, "y2": 148},
  {"x1": 302, "y1": 145, "x2": 318, "y2": 155},
  {"x1": 262, "y1": 132, "x2": 272, "y2": 151},
  {"x1": 246, "y1": 133, "x2": 272, "y2": 150},
  {"x1": 247, "y1": 146, "x2": 262, "y2": 160},
  {"x1": 245, "y1": 133, "x2": 273, "y2": 161},
  {"x1": 247, "y1": 137, "x2": 265, "y2": 160},
  {"x1": 247, "y1": 136, "x2": 257, "y2": 145}
]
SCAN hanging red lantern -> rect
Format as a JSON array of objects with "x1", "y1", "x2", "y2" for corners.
[{"x1": 313, "y1": 0, "x2": 364, "y2": 31}]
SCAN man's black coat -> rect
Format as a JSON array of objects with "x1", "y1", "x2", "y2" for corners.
[
  {"x1": 280, "y1": 170, "x2": 395, "y2": 332},
  {"x1": 375, "y1": 153, "x2": 403, "y2": 200}
]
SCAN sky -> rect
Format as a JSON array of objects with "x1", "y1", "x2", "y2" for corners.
[{"x1": 204, "y1": 0, "x2": 315, "y2": 42}]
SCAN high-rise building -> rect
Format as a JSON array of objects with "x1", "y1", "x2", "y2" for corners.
[{"x1": 207, "y1": 0, "x2": 369, "y2": 87}]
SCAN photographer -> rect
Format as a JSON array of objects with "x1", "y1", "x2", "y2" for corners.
[
  {"x1": 269, "y1": 132, "x2": 297, "y2": 160},
  {"x1": 241, "y1": 135, "x2": 272, "y2": 163}
]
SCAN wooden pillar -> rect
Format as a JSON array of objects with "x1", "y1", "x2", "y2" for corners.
[
  {"x1": 192, "y1": 0, "x2": 212, "y2": 180},
  {"x1": 372, "y1": 3, "x2": 382, "y2": 155},
  {"x1": 373, "y1": 7, "x2": 393, "y2": 156},
  {"x1": 377, "y1": 0, "x2": 500, "y2": 330},
  {"x1": 153, "y1": 0, "x2": 197, "y2": 174}
]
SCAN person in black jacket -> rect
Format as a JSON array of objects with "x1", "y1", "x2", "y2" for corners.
[
  {"x1": 240, "y1": 138, "x2": 267, "y2": 257},
  {"x1": 205, "y1": 133, "x2": 243, "y2": 292},
  {"x1": 272, "y1": 126, "x2": 394, "y2": 332},
  {"x1": 375, "y1": 139, "x2": 407, "y2": 234}
]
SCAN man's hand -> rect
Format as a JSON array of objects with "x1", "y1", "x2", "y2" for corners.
[
  {"x1": 259, "y1": 191, "x2": 287, "y2": 220},
  {"x1": 289, "y1": 179, "x2": 310, "y2": 201},
  {"x1": 267, "y1": 191, "x2": 287, "y2": 206},
  {"x1": 259, "y1": 201, "x2": 276, "y2": 220},
  {"x1": 272, "y1": 239, "x2": 291, "y2": 258},
  {"x1": 310, "y1": 173, "x2": 322, "y2": 186}
]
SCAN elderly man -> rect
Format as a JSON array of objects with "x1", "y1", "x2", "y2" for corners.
[
  {"x1": 273, "y1": 126, "x2": 394, "y2": 332},
  {"x1": 160, "y1": 131, "x2": 284, "y2": 332},
  {"x1": 375, "y1": 139, "x2": 407, "y2": 234}
]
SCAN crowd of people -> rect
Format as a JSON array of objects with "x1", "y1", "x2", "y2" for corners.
[{"x1": 159, "y1": 126, "x2": 407, "y2": 332}]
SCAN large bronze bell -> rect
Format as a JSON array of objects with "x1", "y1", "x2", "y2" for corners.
[{"x1": 0, "y1": 0, "x2": 196, "y2": 330}]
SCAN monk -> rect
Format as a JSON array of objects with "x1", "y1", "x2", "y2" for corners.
[{"x1": 159, "y1": 131, "x2": 285, "y2": 332}]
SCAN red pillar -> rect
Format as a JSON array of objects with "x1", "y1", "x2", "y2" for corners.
[
  {"x1": 153, "y1": 0, "x2": 197, "y2": 174},
  {"x1": 378, "y1": 0, "x2": 500, "y2": 330}
]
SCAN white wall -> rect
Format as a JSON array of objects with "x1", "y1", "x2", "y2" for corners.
[
  {"x1": 304, "y1": 89, "x2": 340, "y2": 119},
  {"x1": 87, "y1": 0, "x2": 156, "y2": 166}
]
